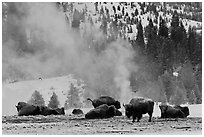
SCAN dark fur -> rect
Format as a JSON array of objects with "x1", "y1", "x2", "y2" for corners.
[
  {"x1": 72, "y1": 109, "x2": 83, "y2": 115},
  {"x1": 87, "y1": 96, "x2": 121, "y2": 109},
  {"x1": 85, "y1": 104, "x2": 116, "y2": 119},
  {"x1": 16, "y1": 102, "x2": 61, "y2": 116},
  {"x1": 38, "y1": 106, "x2": 59, "y2": 116},
  {"x1": 16, "y1": 102, "x2": 40, "y2": 116},
  {"x1": 159, "y1": 104, "x2": 185, "y2": 118},
  {"x1": 123, "y1": 97, "x2": 154, "y2": 122},
  {"x1": 173, "y1": 105, "x2": 189, "y2": 118}
]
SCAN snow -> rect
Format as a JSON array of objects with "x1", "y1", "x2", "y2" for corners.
[
  {"x1": 2, "y1": 75, "x2": 202, "y2": 118},
  {"x1": 2, "y1": 75, "x2": 83, "y2": 116},
  {"x1": 70, "y1": 2, "x2": 202, "y2": 41}
]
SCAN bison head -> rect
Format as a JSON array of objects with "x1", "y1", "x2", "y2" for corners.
[
  {"x1": 115, "y1": 101, "x2": 121, "y2": 109},
  {"x1": 15, "y1": 102, "x2": 28, "y2": 112},
  {"x1": 159, "y1": 104, "x2": 169, "y2": 113},
  {"x1": 123, "y1": 104, "x2": 133, "y2": 118},
  {"x1": 107, "y1": 105, "x2": 117, "y2": 117}
]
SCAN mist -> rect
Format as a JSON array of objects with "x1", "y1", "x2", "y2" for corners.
[{"x1": 2, "y1": 2, "x2": 138, "y2": 103}]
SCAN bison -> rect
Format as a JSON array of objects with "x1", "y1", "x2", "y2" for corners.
[
  {"x1": 15, "y1": 102, "x2": 41, "y2": 116},
  {"x1": 123, "y1": 97, "x2": 154, "y2": 122},
  {"x1": 159, "y1": 104, "x2": 185, "y2": 118},
  {"x1": 38, "y1": 106, "x2": 60, "y2": 116},
  {"x1": 85, "y1": 104, "x2": 116, "y2": 119},
  {"x1": 87, "y1": 96, "x2": 121, "y2": 109},
  {"x1": 15, "y1": 102, "x2": 63, "y2": 116},
  {"x1": 173, "y1": 105, "x2": 189, "y2": 118},
  {"x1": 72, "y1": 109, "x2": 83, "y2": 115}
]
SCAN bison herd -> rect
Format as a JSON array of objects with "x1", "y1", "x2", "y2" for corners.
[
  {"x1": 16, "y1": 102, "x2": 65, "y2": 116},
  {"x1": 15, "y1": 96, "x2": 190, "y2": 123}
]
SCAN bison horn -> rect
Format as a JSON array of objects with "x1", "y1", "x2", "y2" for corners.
[{"x1": 123, "y1": 103, "x2": 126, "y2": 107}]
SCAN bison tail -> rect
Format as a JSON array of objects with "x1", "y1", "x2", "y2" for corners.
[{"x1": 87, "y1": 98, "x2": 93, "y2": 103}]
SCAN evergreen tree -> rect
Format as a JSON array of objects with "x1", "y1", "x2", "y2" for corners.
[
  {"x1": 28, "y1": 90, "x2": 45, "y2": 106},
  {"x1": 157, "y1": 37, "x2": 174, "y2": 73},
  {"x1": 134, "y1": 8, "x2": 138, "y2": 16},
  {"x1": 180, "y1": 62, "x2": 197, "y2": 104},
  {"x1": 145, "y1": 19, "x2": 158, "y2": 60},
  {"x1": 136, "y1": 20, "x2": 145, "y2": 52},
  {"x1": 117, "y1": 5, "x2": 120, "y2": 11},
  {"x1": 100, "y1": 6, "x2": 104, "y2": 15},
  {"x1": 72, "y1": 9, "x2": 81, "y2": 29},
  {"x1": 186, "y1": 26, "x2": 201, "y2": 65},
  {"x1": 170, "y1": 11, "x2": 180, "y2": 43},
  {"x1": 158, "y1": 18, "x2": 168, "y2": 38},
  {"x1": 112, "y1": 5, "x2": 116, "y2": 14},
  {"x1": 48, "y1": 92, "x2": 60, "y2": 109},
  {"x1": 169, "y1": 77, "x2": 188, "y2": 105},
  {"x1": 64, "y1": 83, "x2": 82, "y2": 109},
  {"x1": 122, "y1": 7, "x2": 125, "y2": 16},
  {"x1": 160, "y1": 71, "x2": 174, "y2": 103}
]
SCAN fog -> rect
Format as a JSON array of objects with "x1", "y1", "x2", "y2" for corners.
[{"x1": 2, "y1": 3, "x2": 138, "y2": 104}]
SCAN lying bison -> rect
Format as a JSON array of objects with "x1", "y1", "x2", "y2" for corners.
[
  {"x1": 85, "y1": 104, "x2": 117, "y2": 119},
  {"x1": 123, "y1": 97, "x2": 154, "y2": 122},
  {"x1": 38, "y1": 106, "x2": 59, "y2": 116},
  {"x1": 159, "y1": 104, "x2": 185, "y2": 118},
  {"x1": 15, "y1": 102, "x2": 40, "y2": 116},
  {"x1": 87, "y1": 96, "x2": 121, "y2": 109},
  {"x1": 72, "y1": 109, "x2": 83, "y2": 115},
  {"x1": 15, "y1": 102, "x2": 64, "y2": 116},
  {"x1": 174, "y1": 105, "x2": 189, "y2": 118}
]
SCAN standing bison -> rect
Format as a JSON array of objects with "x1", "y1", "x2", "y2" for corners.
[
  {"x1": 123, "y1": 97, "x2": 154, "y2": 122},
  {"x1": 85, "y1": 104, "x2": 117, "y2": 119},
  {"x1": 87, "y1": 96, "x2": 121, "y2": 109},
  {"x1": 159, "y1": 104, "x2": 185, "y2": 118}
]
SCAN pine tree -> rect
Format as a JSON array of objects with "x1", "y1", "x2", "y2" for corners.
[
  {"x1": 169, "y1": 78, "x2": 188, "y2": 105},
  {"x1": 145, "y1": 19, "x2": 158, "y2": 60},
  {"x1": 180, "y1": 62, "x2": 197, "y2": 104},
  {"x1": 28, "y1": 90, "x2": 45, "y2": 106},
  {"x1": 48, "y1": 92, "x2": 60, "y2": 109},
  {"x1": 100, "y1": 14, "x2": 107, "y2": 35},
  {"x1": 112, "y1": 5, "x2": 116, "y2": 14},
  {"x1": 186, "y1": 26, "x2": 201, "y2": 66},
  {"x1": 170, "y1": 11, "x2": 180, "y2": 43},
  {"x1": 134, "y1": 8, "x2": 138, "y2": 16},
  {"x1": 64, "y1": 83, "x2": 82, "y2": 109},
  {"x1": 122, "y1": 7, "x2": 125, "y2": 16},
  {"x1": 158, "y1": 18, "x2": 168, "y2": 38},
  {"x1": 136, "y1": 20, "x2": 145, "y2": 52},
  {"x1": 160, "y1": 71, "x2": 174, "y2": 103}
]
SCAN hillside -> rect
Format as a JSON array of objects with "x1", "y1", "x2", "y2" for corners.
[
  {"x1": 2, "y1": 75, "x2": 85, "y2": 116},
  {"x1": 2, "y1": 2, "x2": 202, "y2": 116}
]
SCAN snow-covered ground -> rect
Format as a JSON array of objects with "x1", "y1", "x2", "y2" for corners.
[
  {"x1": 3, "y1": 75, "x2": 202, "y2": 117},
  {"x1": 2, "y1": 75, "x2": 83, "y2": 116}
]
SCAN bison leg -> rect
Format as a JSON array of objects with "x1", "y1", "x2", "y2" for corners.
[
  {"x1": 132, "y1": 115, "x2": 136, "y2": 122},
  {"x1": 148, "y1": 112, "x2": 153, "y2": 122},
  {"x1": 137, "y1": 114, "x2": 142, "y2": 122}
]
